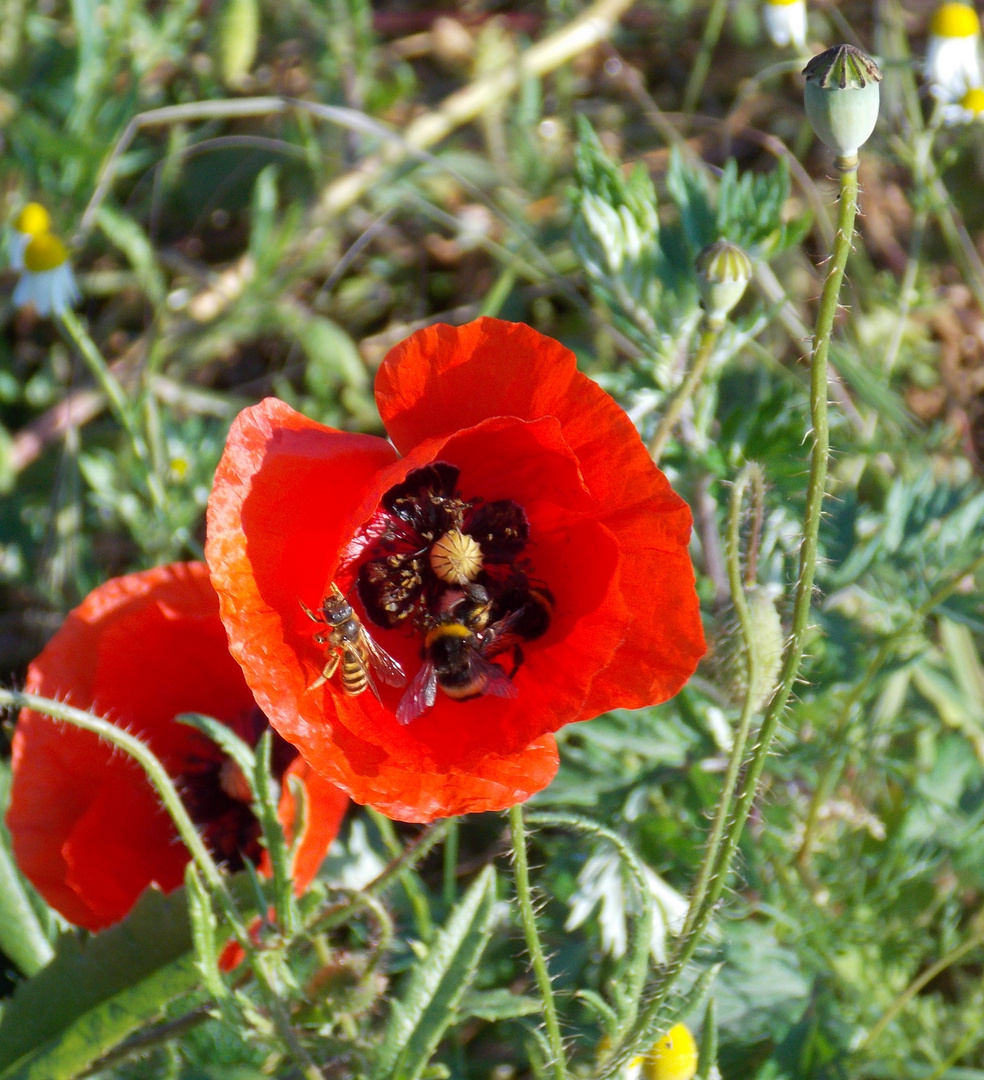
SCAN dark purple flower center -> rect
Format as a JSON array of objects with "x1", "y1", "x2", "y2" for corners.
[
  {"x1": 178, "y1": 706, "x2": 296, "y2": 872},
  {"x1": 341, "y1": 463, "x2": 554, "y2": 723}
]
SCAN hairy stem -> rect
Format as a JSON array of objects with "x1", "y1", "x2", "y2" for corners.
[
  {"x1": 622, "y1": 159, "x2": 861, "y2": 1066},
  {"x1": 508, "y1": 804, "x2": 567, "y2": 1080},
  {"x1": 0, "y1": 689, "x2": 228, "y2": 897},
  {"x1": 649, "y1": 322, "x2": 722, "y2": 464},
  {"x1": 678, "y1": 464, "x2": 765, "y2": 944}
]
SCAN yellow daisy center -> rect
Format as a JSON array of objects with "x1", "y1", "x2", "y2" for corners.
[
  {"x1": 643, "y1": 1023, "x2": 699, "y2": 1080},
  {"x1": 14, "y1": 202, "x2": 51, "y2": 237},
  {"x1": 930, "y1": 2, "x2": 980, "y2": 38},
  {"x1": 766, "y1": 0, "x2": 802, "y2": 9},
  {"x1": 962, "y1": 85, "x2": 984, "y2": 111},
  {"x1": 24, "y1": 232, "x2": 69, "y2": 273}
]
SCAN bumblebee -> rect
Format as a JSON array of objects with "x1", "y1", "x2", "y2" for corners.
[
  {"x1": 396, "y1": 588, "x2": 519, "y2": 725},
  {"x1": 302, "y1": 584, "x2": 406, "y2": 697}
]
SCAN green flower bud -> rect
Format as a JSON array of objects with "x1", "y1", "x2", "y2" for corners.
[
  {"x1": 717, "y1": 585, "x2": 784, "y2": 712},
  {"x1": 803, "y1": 45, "x2": 882, "y2": 167},
  {"x1": 695, "y1": 240, "x2": 753, "y2": 326}
]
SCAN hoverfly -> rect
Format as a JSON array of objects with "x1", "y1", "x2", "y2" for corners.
[
  {"x1": 395, "y1": 585, "x2": 520, "y2": 725},
  {"x1": 302, "y1": 584, "x2": 406, "y2": 698}
]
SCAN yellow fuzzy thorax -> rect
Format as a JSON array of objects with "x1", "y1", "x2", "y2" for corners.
[
  {"x1": 930, "y1": 2, "x2": 980, "y2": 38},
  {"x1": 14, "y1": 202, "x2": 51, "y2": 237},
  {"x1": 962, "y1": 85, "x2": 984, "y2": 111},
  {"x1": 23, "y1": 233, "x2": 69, "y2": 273}
]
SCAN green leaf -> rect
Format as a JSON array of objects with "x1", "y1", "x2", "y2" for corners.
[
  {"x1": 298, "y1": 316, "x2": 370, "y2": 396},
  {"x1": 457, "y1": 988, "x2": 542, "y2": 1022},
  {"x1": 371, "y1": 865, "x2": 498, "y2": 1080},
  {"x1": 0, "y1": 888, "x2": 198, "y2": 1080}
]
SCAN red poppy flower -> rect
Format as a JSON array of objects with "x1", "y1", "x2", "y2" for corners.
[
  {"x1": 206, "y1": 317, "x2": 705, "y2": 823},
  {"x1": 6, "y1": 562, "x2": 348, "y2": 933}
]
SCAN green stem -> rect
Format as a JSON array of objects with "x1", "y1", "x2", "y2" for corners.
[
  {"x1": 442, "y1": 818, "x2": 460, "y2": 908},
  {"x1": 649, "y1": 321, "x2": 722, "y2": 464},
  {"x1": 857, "y1": 925, "x2": 984, "y2": 1054},
  {"x1": 0, "y1": 838, "x2": 54, "y2": 975},
  {"x1": 57, "y1": 310, "x2": 167, "y2": 514},
  {"x1": 621, "y1": 161, "x2": 860, "y2": 1067},
  {"x1": 2, "y1": 690, "x2": 323, "y2": 1079},
  {"x1": 508, "y1": 804, "x2": 567, "y2": 1080},
  {"x1": 678, "y1": 465, "x2": 765, "y2": 944},
  {"x1": 369, "y1": 809, "x2": 434, "y2": 941},
  {"x1": 0, "y1": 690, "x2": 228, "y2": 898},
  {"x1": 682, "y1": 0, "x2": 730, "y2": 113}
]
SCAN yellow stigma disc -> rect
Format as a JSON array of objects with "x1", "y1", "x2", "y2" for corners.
[
  {"x1": 14, "y1": 202, "x2": 51, "y2": 237},
  {"x1": 23, "y1": 232, "x2": 69, "y2": 273},
  {"x1": 643, "y1": 1023, "x2": 699, "y2": 1080},
  {"x1": 962, "y1": 85, "x2": 984, "y2": 112},
  {"x1": 930, "y1": 2, "x2": 980, "y2": 38},
  {"x1": 430, "y1": 529, "x2": 483, "y2": 584}
]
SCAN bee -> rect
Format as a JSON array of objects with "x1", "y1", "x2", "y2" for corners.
[
  {"x1": 302, "y1": 585, "x2": 406, "y2": 698},
  {"x1": 396, "y1": 586, "x2": 520, "y2": 725}
]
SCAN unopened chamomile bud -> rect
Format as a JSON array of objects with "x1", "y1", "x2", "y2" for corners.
[
  {"x1": 803, "y1": 44, "x2": 882, "y2": 167},
  {"x1": 717, "y1": 585, "x2": 784, "y2": 712},
  {"x1": 695, "y1": 240, "x2": 753, "y2": 327}
]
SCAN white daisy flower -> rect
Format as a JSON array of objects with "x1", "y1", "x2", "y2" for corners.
[
  {"x1": 12, "y1": 231, "x2": 80, "y2": 317},
  {"x1": 564, "y1": 848, "x2": 691, "y2": 964},
  {"x1": 762, "y1": 0, "x2": 807, "y2": 50},
  {"x1": 942, "y1": 82, "x2": 984, "y2": 120},
  {"x1": 8, "y1": 202, "x2": 51, "y2": 271},
  {"x1": 925, "y1": 2, "x2": 983, "y2": 100}
]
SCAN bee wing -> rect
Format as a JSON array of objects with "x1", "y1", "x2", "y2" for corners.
[
  {"x1": 362, "y1": 634, "x2": 407, "y2": 687},
  {"x1": 477, "y1": 658, "x2": 520, "y2": 700},
  {"x1": 396, "y1": 661, "x2": 438, "y2": 725}
]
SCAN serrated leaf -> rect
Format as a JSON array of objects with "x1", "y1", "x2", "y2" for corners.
[
  {"x1": 371, "y1": 865, "x2": 498, "y2": 1080},
  {"x1": 666, "y1": 147, "x2": 716, "y2": 255},
  {"x1": 0, "y1": 888, "x2": 197, "y2": 1080}
]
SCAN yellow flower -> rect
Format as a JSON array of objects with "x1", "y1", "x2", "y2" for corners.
[
  {"x1": 925, "y1": 2, "x2": 982, "y2": 100},
  {"x1": 943, "y1": 83, "x2": 984, "y2": 120},
  {"x1": 8, "y1": 202, "x2": 51, "y2": 271},
  {"x1": 13, "y1": 231, "x2": 80, "y2": 317},
  {"x1": 642, "y1": 1023, "x2": 699, "y2": 1080}
]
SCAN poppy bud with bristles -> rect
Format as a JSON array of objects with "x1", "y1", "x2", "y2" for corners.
[
  {"x1": 803, "y1": 44, "x2": 882, "y2": 168},
  {"x1": 716, "y1": 585, "x2": 784, "y2": 712},
  {"x1": 695, "y1": 240, "x2": 753, "y2": 327}
]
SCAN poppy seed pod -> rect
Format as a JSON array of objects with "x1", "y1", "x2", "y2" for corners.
[
  {"x1": 803, "y1": 44, "x2": 882, "y2": 166},
  {"x1": 695, "y1": 240, "x2": 753, "y2": 326}
]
